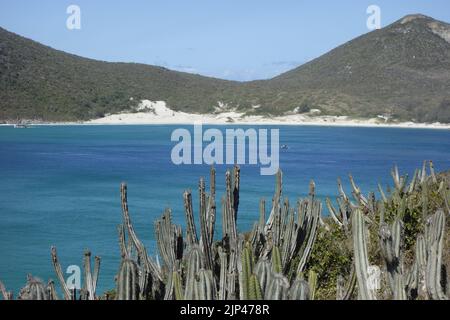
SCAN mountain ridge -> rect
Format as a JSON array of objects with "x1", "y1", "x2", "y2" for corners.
[{"x1": 1, "y1": 14, "x2": 449, "y2": 122}]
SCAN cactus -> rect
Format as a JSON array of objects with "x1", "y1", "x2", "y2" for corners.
[
  {"x1": 264, "y1": 273, "x2": 289, "y2": 300},
  {"x1": 18, "y1": 275, "x2": 48, "y2": 300},
  {"x1": 116, "y1": 258, "x2": 140, "y2": 300},
  {"x1": 254, "y1": 258, "x2": 272, "y2": 294},
  {"x1": 3, "y1": 164, "x2": 448, "y2": 300},
  {"x1": 425, "y1": 210, "x2": 447, "y2": 300},
  {"x1": 184, "y1": 245, "x2": 205, "y2": 300},
  {"x1": 288, "y1": 278, "x2": 310, "y2": 300},
  {"x1": 120, "y1": 183, "x2": 163, "y2": 299},
  {"x1": 352, "y1": 209, "x2": 377, "y2": 300},
  {"x1": 218, "y1": 247, "x2": 228, "y2": 300},
  {"x1": 336, "y1": 266, "x2": 356, "y2": 300},
  {"x1": 308, "y1": 270, "x2": 318, "y2": 300},
  {"x1": 47, "y1": 280, "x2": 58, "y2": 300},
  {"x1": 271, "y1": 246, "x2": 282, "y2": 274},
  {"x1": 195, "y1": 269, "x2": 216, "y2": 300},
  {"x1": 50, "y1": 246, "x2": 101, "y2": 300},
  {"x1": 50, "y1": 246, "x2": 72, "y2": 300},
  {"x1": 379, "y1": 217, "x2": 404, "y2": 298},
  {"x1": 239, "y1": 244, "x2": 254, "y2": 300},
  {"x1": 82, "y1": 250, "x2": 101, "y2": 300},
  {"x1": 155, "y1": 209, "x2": 183, "y2": 271},
  {"x1": 248, "y1": 274, "x2": 263, "y2": 300}
]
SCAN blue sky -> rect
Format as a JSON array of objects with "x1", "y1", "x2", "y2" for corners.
[{"x1": 1, "y1": 0, "x2": 449, "y2": 81}]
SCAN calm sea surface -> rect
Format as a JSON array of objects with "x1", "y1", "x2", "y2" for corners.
[{"x1": 1, "y1": 125, "x2": 449, "y2": 294}]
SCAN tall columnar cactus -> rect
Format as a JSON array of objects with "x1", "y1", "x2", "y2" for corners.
[
  {"x1": 379, "y1": 217, "x2": 405, "y2": 298},
  {"x1": 120, "y1": 183, "x2": 163, "y2": 299},
  {"x1": 308, "y1": 270, "x2": 318, "y2": 300},
  {"x1": 352, "y1": 209, "x2": 377, "y2": 300},
  {"x1": 254, "y1": 258, "x2": 272, "y2": 294},
  {"x1": 425, "y1": 210, "x2": 447, "y2": 300},
  {"x1": 82, "y1": 250, "x2": 101, "y2": 300},
  {"x1": 116, "y1": 259, "x2": 140, "y2": 300},
  {"x1": 184, "y1": 245, "x2": 205, "y2": 300},
  {"x1": 51, "y1": 246, "x2": 101, "y2": 300},
  {"x1": 18, "y1": 275, "x2": 49, "y2": 300},
  {"x1": 47, "y1": 280, "x2": 58, "y2": 300},
  {"x1": 50, "y1": 246, "x2": 72, "y2": 300},
  {"x1": 183, "y1": 190, "x2": 198, "y2": 247},
  {"x1": 264, "y1": 273, "x2": 289, "y2": 300},
  {"x1": 239, "y1": 244, "x2": 258, "y2": 300},
  {"x1": 218, "y1": 247, "x2": 228, "y2": 300},
  {"x1": 172, "y1": 270, "x2": 184, "y2": 300},
  {"x1": 155, "y1": 209, "x2": 183, "y2": 272},
  {"x1": 194, "y1": 269, "x2": 216, "y2": 300},
  {"x1": 271, "y1": 246, "x2": 282, "y2": 274},
  {"x1": 336, "y1": 267, "x2": 356, "y2": 300},
  {"x1": 288, "y1": 278, "x2": 310, "y2": 300}
]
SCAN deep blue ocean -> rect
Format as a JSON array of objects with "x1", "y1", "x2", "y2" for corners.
[{"x1": 1, "y1": 125, "x2": 449, "y2": 295}]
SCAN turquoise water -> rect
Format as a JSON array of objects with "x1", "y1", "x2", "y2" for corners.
[{"x1": 1, "y1": 125, "x2": 449, "y2": 295}]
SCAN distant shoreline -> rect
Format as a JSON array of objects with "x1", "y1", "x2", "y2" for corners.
[
  {"x1": 3, "y1": 100, "x2": 450, "y2": 130},
  {"x1": 2, "y1": 119, "x2": 450, "y2": 130}
]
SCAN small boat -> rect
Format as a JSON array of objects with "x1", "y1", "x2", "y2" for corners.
[{"x1": 281, "y1": 144, "x2": 289, "y2": 150}]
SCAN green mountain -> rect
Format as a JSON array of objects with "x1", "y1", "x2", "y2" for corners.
[{"x1": 1, "y1": 14, "x2": 449, "y2": 122}]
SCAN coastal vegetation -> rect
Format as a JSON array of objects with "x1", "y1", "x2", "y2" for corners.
[
  {"x1": 0, "y1": 161, "x2": 448, "y2": 300},
  {"x1": 1, "y1": 14, "x2": 450, "y2": 123}
]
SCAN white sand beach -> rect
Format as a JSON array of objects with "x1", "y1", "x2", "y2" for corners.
[{"x1": 84, "y1": 100, "x2": 450, "y2": 129}]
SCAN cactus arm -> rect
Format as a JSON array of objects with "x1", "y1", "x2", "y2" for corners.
[
  {"x1": 249, "y1": 274, "x2": 263, "y2": 300},
  {"x1": 183, "y1": 191, "x2": 198, "y2": 247},
  {"x1": 271, "y1": 246, "x2": 282, "y2": 274},
  {"x1": 118, "y1": 224, "x2": 128, "y2": 258},
  {"x1": 218, "y1": 247, "x2": 228, "y2": 300},
  {"x1": 308, "y1": 270, "x2": 317, "y2": 300},
  {"x1": 264, "y1": 170, "x2": 282, "y2": 235},
  {"x1": 199, "y1": 178, "x2": 214, "y2": 270},
  {"x1": 50, "y1": 246, "x2": 71, "y2": 300},
  {"x1": 326, "y1": 197, "x2": 343, "y2": 227},
  {"x1": 83, "y1": 250, "x2": 95, "y2": 300},
  {"x1": 259, "y1": 198, "x2": 266, "y2": 231},
  {"x1": 349, "y1": 175, "x2": 368, "y2": 207},
  {"x1": 336, "y1": 266, "x2": 356, "y2": 300},
  {"x1": 296, "y1": 198, "x2": 321, "y2": 274},
  {"x1": 429, "y1": 161, "x2": 437, "y2": 184},
  {"x1": 225, "y1": 170, "x2": 238, "y2": 242},
  {"x1": 173, "y1": 271, "x2": 184, "y2": 300},
  {"x1": 207, "y1": 166, "x2": 217, "y2": 246},
  {"x1": 233, "y1": 166, "x2": 240, "y2": 221},
  {"x1": 116, "y1": 259, "x2": 140, "y2": 300},
  {"x1": 0, "y1": 280, "x2": 13, "y2": 300},
  {"x1": 378, "y1": 183, "x2": 388, "y2": 203},
  {"x1": 352, "y1": 210, "x2": 377, "y2": 300},
  {"x1": 47, "y1": 280, "x2": 59, "y2": 300},
  {"x1": 425, "y1": 210, "x2": 448, "y2": 300},
  {"x1": 196, "y1": 269, "x2": 216, "y2": 300},
  {"x1": 92, "y1": 256, "x2": 101, "y2": 299},
  {"x1": 184, "y1": 246, "x2": 204, "y2": 300},
  {"x1": 239, "y1": 245, "x2": 254, "y2": 300},
  {"x1": 120, "y1": 183, "x2": 162, "y2": 282},
  {"x1": 265, "y1": 273, "x2": 289, "y2": 300}
]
